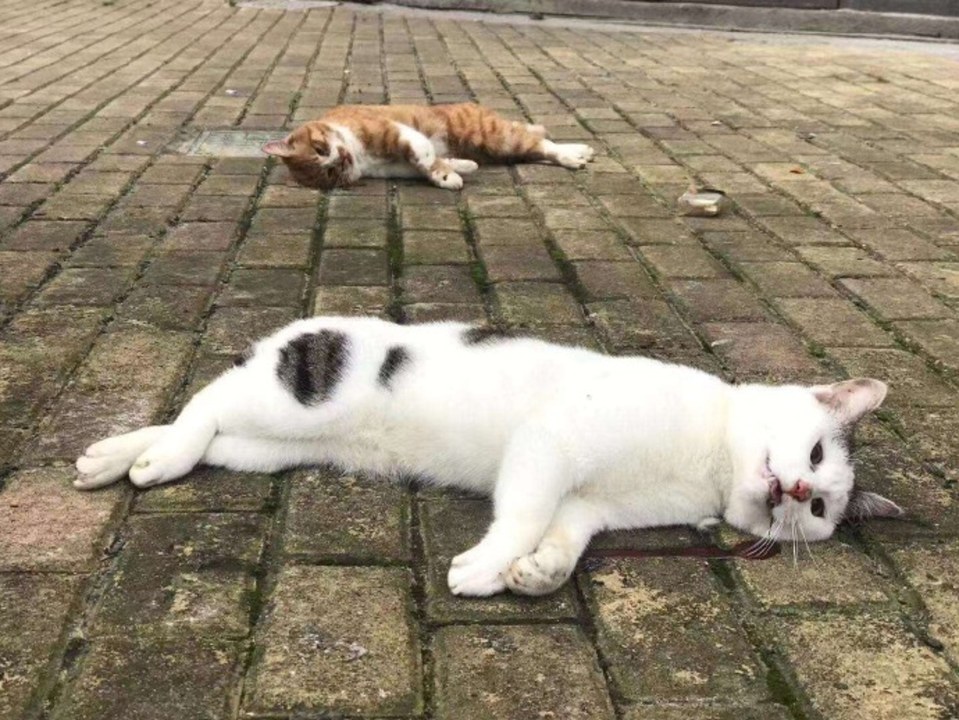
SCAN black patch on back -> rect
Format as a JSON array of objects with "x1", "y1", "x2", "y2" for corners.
[
  {"x1": 378, "y1": 346, "x2": 410, "y2": 389},
  {"x1": 462, "y1": 326, "x2": 516, "y2": 346},
  {"x1": 276, "y1": 330, "x2": 349, "y2": 405}
]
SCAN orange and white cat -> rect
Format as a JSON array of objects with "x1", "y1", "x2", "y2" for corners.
[{"x1": 262, "y1": 102, "x2": 595, "y2": 190}]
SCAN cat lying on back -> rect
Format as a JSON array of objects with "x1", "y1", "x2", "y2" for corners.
[
  {"x1": 75, "y1": 317, "x2": 902, "y2": 597},
  {"x1": 262, "y1": 103, "x2": 595, "y2": 190}
]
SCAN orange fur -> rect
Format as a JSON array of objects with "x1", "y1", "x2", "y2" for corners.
[{"x1": 264, "y1": 103, "x2": 560, "y2": 190}]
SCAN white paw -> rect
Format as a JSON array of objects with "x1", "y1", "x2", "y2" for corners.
[
  {"x1": 432, "y1": 170, "x2": 463, "y2": 190},
  {"x1": 505, "y1": 543, "x2": 574, "y2": 596},
  {"x1": 555, "y1": 143, "x2": 595, "y2": 169},
  {"x1": 74, "y1": 427, "x2": 167, "y2": 490},
  {"x1": 127, "y1": 443, "x2": 197, "y2": 488},
  {"x1": 447, "y1": 158, "x2": 479, "y2": 175},
  {"x1": 74, "y1": 452, "x2": 133, "y2": 490},
  {"x1": 447, "y1": 549, "x2": 509, "y2": 597}
]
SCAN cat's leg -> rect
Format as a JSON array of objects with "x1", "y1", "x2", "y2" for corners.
[
  {"x1": 393, "y1": 123, "x2": 464, "y2": 190},
  {"x1": 447, "y1": 430, "x2": 570, "y2": 596},
  {"x1": 537, "y1": 139, "x2": 595, "y2": 170},
  {"x1": 124, "y1": 369, "x2": 256, "y2": 488},
  {"x1": 201, "y1": 434, "x2": 330, "y2": 472},
  {"x1": 505, "y1": 495, "x2": 606, "y2": 596},
  {"x1": 446, "y1": 158, "x2": 479, "y2": 175},
  {"x1": 75, "y1": 425, "x2": 170, "y2": 489}
]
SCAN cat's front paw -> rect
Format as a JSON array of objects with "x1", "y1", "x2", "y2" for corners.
[
  {"x1": 127, "y1": 443, "x2": 198, "y2": 488},
  {"x1": 431, "y1": 170, "x2": 464, "y2": 190},
  {"x1": 447, "y1": 550, "x2": 508, "y2": 597},
  {"x1": 74, "y1": 426, "x2": 167, "y2": 490},
  {"x1": 505, "y1": 543, "x2": 574, "y2": 596}
]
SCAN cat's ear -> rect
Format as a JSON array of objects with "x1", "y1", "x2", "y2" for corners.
[
  {"x1": 844, "y1": 489, "x2": 903, "y2": 522},
  {"x1": 812, "y1": 378, "x2": 887, "y2": 424},
  {"x1": 262, "y1": 139, "x2": 294, "y2": 158}
]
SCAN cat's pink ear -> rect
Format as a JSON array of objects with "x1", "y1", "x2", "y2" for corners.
[
  {"x1": 845, "y1": 489, "x2": 903, "y2": 521},
  {"x1": 262, "y1": 140, "x2": 294, "y2": 158},
  {"x1": 812, "y1": 378, "x2": 887, "y2": 424}
]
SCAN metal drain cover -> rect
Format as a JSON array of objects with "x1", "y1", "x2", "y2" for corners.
[{"x1": 176, "y1": 130, "x2": 286, "y2": 157}]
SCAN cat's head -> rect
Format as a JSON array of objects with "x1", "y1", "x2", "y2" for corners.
[
  {"x1": 724, "y1": 378, "x2": 902, "y2": 544},
  {"x1": 262, "y1": 122, "x2": 351, "y2": 189}
]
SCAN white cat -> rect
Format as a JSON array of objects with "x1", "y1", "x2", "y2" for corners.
[{"x1": 75, "y1": 317, "x2": 902, "y2": 597}]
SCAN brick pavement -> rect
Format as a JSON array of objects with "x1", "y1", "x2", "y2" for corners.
[{"x1": 1, "y1": 1, "x2": 959, "y2": 718}]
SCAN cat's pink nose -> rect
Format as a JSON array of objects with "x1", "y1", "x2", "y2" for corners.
[{"x1": 787, "y1": 480, "x2": 812, "y2": 502}]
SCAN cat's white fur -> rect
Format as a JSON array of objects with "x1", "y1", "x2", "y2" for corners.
[{"x1": 75, "y1": 317, "x2": 900, "y2": 597}]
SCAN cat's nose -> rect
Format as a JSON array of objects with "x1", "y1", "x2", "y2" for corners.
[{"x1": 786, "y1": 480, "x2": 812, "y2": 502}]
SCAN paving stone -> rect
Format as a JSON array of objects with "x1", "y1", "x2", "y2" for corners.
[
  {"x1": 840, "y1": 277, "x2": 952, "y2": 320},
  {"x1": 618, "y1": 217, "x2": 698, "y2": 246},
  {"x1": 794, "y1": 245, "x2": 892, "y2": 278},
  {"x1": 434, "y1": 624, "x2": 614, "y2": 720},
  {"x1": 583, "y1": 557, "x2": 768, "y2": 703},
  {"x1": 34, "y1": 267, "x2": 134, "y2": 305},
  {"x1": 739, "y1": 261, "x2": 839, "y2": 298},
  {"x1": 236, "y1": 232, "x2": 311, "y2": 267},
  {"x1": 778, "y1": 612, "x2": 959, "y2": 720},
  {"x1": 219, "y1": 267, "x2": 306, "y2": 307},
  {"x1": 640, "y1": 245, "x2": 728, "y2": 279},
  {"x1": 401, "y1": 204, "x2": 461, "y2": 229},
  {"x1": 588, "y1": 299, "x2": 708, "y2": 367},
  {"x1": 846, "y1": 227, "x2": 955, "y2": 262},
  {"x1": 497, "y1": 281, "x2": 583, "y2": 325},
  {"x1": 575, "y1": 260, "x2": 658, "y2": 300},
  {"x1": 317, "y1": 248, "x2": 388, "y2": 286},
  {"x1": 898, "y1": 261, "x2": 959, "y2": 304},
  {"x1": 323, "y1": 218, "x2": 387, "y2": 248},
  {"x1": 162, "y1": 222, "x2": 237, "y2": 252},
  {"x1": 735, "y1": 541, "x2": 890, "y2": 608},
  {"x1": 0, "y1": 220, "x2": 89, "y2": 251},
  {"x1": 777, "y1": 297, "x2": 893, "y2": 347},
  {"x1": 703, "y1": 231, "x2": 795, "y2": 264},
  {"x1": 671, "y1": 279, "x2": 770, "y2": 323},
  {"x1": 134, "y1": 468, "x2": 273, "y2": 513},
  {"x1": 551, "y1": 229, "x2": 633, "y2": 261},
  {"x1": 0, "y1": 306, "x2": 104, "y2": 422},
  {"x1": 894, "y1": 319, "x2": 959, "y2": 370},
  {"x1": 403, "y1": 265, "x2": 481, "y2": 304},
  {"x1": 118, "y1": 284, "x2": 212, "y2": 330},
  {"x1": 620, "y1": 707, "x2": 792, "y2": 720},
  {"x1": 757, "y1": 216, "x2": 849, "y2": 246},
  {"x1": 69, "y1": 234, "x2": 153, "y2": 267},
  {"x1": 466, "y1": 194, "x2": 529, "y2": 217},
  {"x1": 703, "y1": 322, "x2": 826, "y2": 382},
  {"x1": 472, "y1": 217, "x2": 542, "y2": 246},
  {"x1": 419, "y1": 494, "x2": 579, "y2": 623},
  {"x1": 245, "y1": 565, "x2": 421, "y2": 717},
  {"x1": 888, "y1": 539, "x2": 959, "y2": 660},
  {"x1": 404, "y1": 229, "x2": 471, "y2": 265},
  {"x1": 283, "y1": 468, "x2": 409, "y2": 562},
  {"x1": 0, "y1": 467, "x2": 120, "y2": 571},
  {"x1": 53, "y1": 636, "x2": 243, "y2": 720},
  {"x1": 141, "y1": 251, "x2": 226, "y2": 286},
  {"x1": 482, "y1": 244, "x2": 559, "y2": 281},
  {"x1": 92, "y1": 513, "x2": 265, "y2": 638},
  {"x1": 203, "y1": 306, "x2": 297, "y2": 355},
  {"x1": 0, "y1": 573, "x2": 84, "y2": 720},
  {"x1": 314, "y1": 285, "x2": 391, "y2": 316},
  {"x1": 28, "y1": 327, "x2": 193, "y2": 461}
]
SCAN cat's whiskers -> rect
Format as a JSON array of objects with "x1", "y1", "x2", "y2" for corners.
[
  {"x1": 797, "y1": 518, "x2": 817, "y2": 564},
  {"x1": 743, "y1": 516, "x2": 784, "y2": 559}
]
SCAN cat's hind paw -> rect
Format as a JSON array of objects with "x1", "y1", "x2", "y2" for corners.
[
  {"x1": 554, "y1": 143, "x2": 595, "y2": 170},
  {"x1": 447, "y1": 550, "x2": 508, "y2": 597},
  {"x1": 447, "y1": 159, "x2": 479, "y2": 175},
  {"x1": 505, "y1": 543, "x2": 574, "y2": 596},
  {"x1": 430, "y1": 169, "x2": 464, "y2": 190}
]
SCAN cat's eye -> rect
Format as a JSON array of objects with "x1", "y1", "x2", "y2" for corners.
[
  {"x1": 810, "y1": 440, "x2": 823, "y2": 466},
  {"x1": 810, "y1": 497, "x2": 826, "y2": 518}
]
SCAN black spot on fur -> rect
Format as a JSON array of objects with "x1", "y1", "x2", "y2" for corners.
[
  {"x1": 233, "y1": 346, "x2": 254, "y2": 367},
  {"x1": 462, "y1": 326, "x2": 516, "y2": 345},
  {"x1": 378, "y1": 346, "x2": 410, "y2": 389},
  {"x1": 276, "y1": 330, "x2": 349, "y2": 405}
]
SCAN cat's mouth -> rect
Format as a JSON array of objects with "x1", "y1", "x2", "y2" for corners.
[{"x1": 760, "y1": 454, "x2": 782, "y2": 509}]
